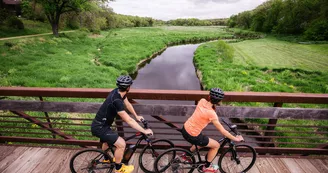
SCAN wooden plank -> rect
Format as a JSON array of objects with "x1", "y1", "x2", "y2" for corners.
[
  {"x1": 43, "y1": 149, "x2": 75, "y2": 173},
  {"x1": 308, "y1": 159, "x2": 328, "y2": 173},
  {"x1": 129, "y1": 153, "x2": 141, "y2": 173},
  {"x1": 0, "y1": 145, "x2": 16, "y2": 161},
  {"x1": 1, "y1": 100, "x2": 327, "y2": 119},
  {"x1": 11, "y1": 148, "x2": 50, "y2": 173},
  {"x1": 254, "y1": 158, "x2": 276, "y2": 173},
  {"x1": 56, "y1": 150, "x2": 77, "y2": 173},
  {"x1": 1, "y1": 87, "x2": 328, "y2": 104},
  {"x1": 30, "y1": 148, "x2": 61, "y2": 173},
  {"x1": 294, "y1": 159, "x2": 320, "y2": 173},
  {"x1": 266, "y1": 158, "x2": 290, "y2": 173},
  {"x1": 281, "y1": 158, "x2": 305, "y2": 173},
  {"x1": 0, "y1": 146, "x2": 30, "y2": 172},
  {"x1": 2, "y1": 147, "x2": 43, "y2": 173},
  {"x1": 240, "y1": 157, "x2": 260, "y2": 173}
]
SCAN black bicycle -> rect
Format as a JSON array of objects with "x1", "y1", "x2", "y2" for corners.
[
  {"x1": 70, "y1": 120, "x2": 174, "y2": 173},
  {"x1": 154, "y1": 119, "x2": 256, "y2": 173}
]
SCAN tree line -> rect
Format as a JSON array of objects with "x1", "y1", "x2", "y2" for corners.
[
  {"x1": 166, "y1": 18, "x2": 227, "y2": 26},
  {"x1": 1, "y1": 0, "x2": 155, "y2": 36},
  {"x1": 227, "y1": 0, "x2": 328, "y2": 41}
]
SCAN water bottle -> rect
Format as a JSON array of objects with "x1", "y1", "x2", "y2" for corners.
[{"x1": 123, "y1": 144, "x2": 136, "y2": 161}]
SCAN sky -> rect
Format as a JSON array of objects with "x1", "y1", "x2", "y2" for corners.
[{"x1": 108, "y1": 0, "x2": 268, "y2": 21}]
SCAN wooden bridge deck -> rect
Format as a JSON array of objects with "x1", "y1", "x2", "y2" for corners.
[{"x1": 0, "y1": 145, "x2": 327, "y2": 173}]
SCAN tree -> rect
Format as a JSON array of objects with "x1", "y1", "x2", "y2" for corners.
[{"x1": 37, "y1": 0, "x2": 111, "y2": 36}]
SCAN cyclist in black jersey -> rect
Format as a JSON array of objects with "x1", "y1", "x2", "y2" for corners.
[{"x1": 91, "y1": 75, "x2": 153, "y2": 173}]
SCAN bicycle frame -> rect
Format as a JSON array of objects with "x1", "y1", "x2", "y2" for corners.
[
  {"x1": 191, "y1": 118, "x2": 240, "y2": 164},
  {"x1": 192, "y1": 136, "x2": 234, "y2": 163},
  {"x1": 104, "y1": 131, "x2": 152, "y2": 163}
]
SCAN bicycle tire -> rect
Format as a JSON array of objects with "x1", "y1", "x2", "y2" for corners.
[
  {"x1": 218, "y1": 144, "x2": 256, "y2": 173},
  {"x1": 70, "y1": 149, "x2": 114, "y2": 173},
  {"x1": 154, "y1": 147, "x2": 195, "y2": 173},
  {"x1": 139, "y1": 139, "x2": 175, "y2": 173}
]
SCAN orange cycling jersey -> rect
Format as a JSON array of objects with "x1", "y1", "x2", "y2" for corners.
[{"x1": 184, "y1": 98, "x2": 218, "y2": 136}]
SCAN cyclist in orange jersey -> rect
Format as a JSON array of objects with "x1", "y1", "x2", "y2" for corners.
[{"x1": 181, "y1": 88, "x2": 244, "y2": 172}]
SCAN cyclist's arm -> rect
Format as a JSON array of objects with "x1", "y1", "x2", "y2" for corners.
[
  {"x1": 212, "y1": 119, "x2": 240, "y2": 142},
  {"x1": 117, "y1": 110, "x2": 148, "y2": 134},
  {"x1": 124, "y1": 97, "x2": 143, "y2": 121}
]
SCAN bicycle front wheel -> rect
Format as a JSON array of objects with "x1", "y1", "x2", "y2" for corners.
[
  {"x1": 218, "y1": 144, "x2": 256, "y2": 173},
  {"x1": 70, "y1": 149, "x2": 114, "y2": 173},
  {"x1": 154, "y1": 148, "x2": 195, "y2": 173},
  {"x1": 139, "y1": 139, "x2": 174, "y2": 173}
]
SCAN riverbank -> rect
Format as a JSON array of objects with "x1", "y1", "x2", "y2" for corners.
[{"x1": 0, "y1": 26, "x2": 232, "y2": 88}]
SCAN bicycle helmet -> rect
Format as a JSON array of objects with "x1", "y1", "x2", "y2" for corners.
[
  {"x1": 116, "y1": 75, "x2": 133, "y2": 90},
  {"x1": 209, "y1": 88, "x2": 224, "y2": 104}
]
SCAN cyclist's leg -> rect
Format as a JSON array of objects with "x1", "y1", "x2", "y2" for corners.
[
  {"x1": 190, "y1": 145, "x2": 203, "y2": 152},
  {"x1": 113, "y1": 137, "x2": 125, "y2": 163},
  {"x1": 205, "y1": 138, "x2": 220, "y2": 162},
  {"x1": 113, "y1": 137, "x2": 134, "y2": 173}
]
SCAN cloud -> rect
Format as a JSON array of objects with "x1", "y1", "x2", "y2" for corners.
[
  {"x1": 189, "y1": 0, "x2": 241, "y2": 4},
  {"x1": 108, "y1": 0, "x2": 267, "y2": 20}
]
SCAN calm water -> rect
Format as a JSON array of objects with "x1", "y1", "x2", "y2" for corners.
[{"x1": 131, "y1": 44, "x2": 202, "y2": 105}]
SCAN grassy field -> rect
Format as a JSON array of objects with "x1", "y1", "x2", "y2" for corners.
[
  {"x1": 0, "y1": 20, "x2": 53, "y2": 38},
  {"x1": 0, "y1": 26, "x2": 232, "y2": 89},
  {"x1": 231, "y1": 36, "x2": 328, "y2": 72},
  {"x1": 193, "y1": 39, "x2": 328, "y2": 147},
  {"x1": 194, "y1": 39, "x2": 328, "y2": 95}
]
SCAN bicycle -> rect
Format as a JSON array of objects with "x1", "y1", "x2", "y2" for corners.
[
  {"x1": 154, "y1": 118, "x2": 256, "y2": 173},
  {"x1": 70, "y1": 120, "x2": 174, "y2": 173}
]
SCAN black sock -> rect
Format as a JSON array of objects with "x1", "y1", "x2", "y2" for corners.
[
  {"x1": 205, "y1": 161, "x2": 211, "y2": 168},
  {"x1": 115, "y1": 163, "x2": 122, "y2": 170},
  {"x1": 104, "y1": 155, "x2": 109, "y2": 160}
]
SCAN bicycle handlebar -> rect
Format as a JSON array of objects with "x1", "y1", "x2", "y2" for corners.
[
  {"x1": 221, "y1": 118, "x2": 240, "y2": 136},
  {"x1": 140, "y1": 119, "x2": 148, "y2": 129},
  {"x1": 140, "y1": 119, "x2": 153, "y2": 136}
]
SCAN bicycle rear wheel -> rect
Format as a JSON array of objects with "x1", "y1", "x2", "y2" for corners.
[
  {"x1": 218, "y1": 144, "x2": 256, "y2": 173},
  {"x1": 154, "y1": 148, "x2": 195, "y2": 173},
  {"x1": 70, "y1": 149, "x2": 114, "y2": 173},
  {"x1": 139, "y1": 139, "x2": 174, "y2": 173}
]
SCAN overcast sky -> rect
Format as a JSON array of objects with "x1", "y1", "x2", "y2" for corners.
[{"x1": 108, "y1": 0, "x2": 267, "y2": 21}]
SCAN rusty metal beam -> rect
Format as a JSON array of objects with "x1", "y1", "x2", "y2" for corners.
[
  {"x1": 10, "y1": 111, "x2": 74, "y2": 140},
  {"x1": 1, "y1": 87, "x2": 328, "y2": 104},
  {"x1": 151, "y1": 115, "x2": 182, "y2": 132}
]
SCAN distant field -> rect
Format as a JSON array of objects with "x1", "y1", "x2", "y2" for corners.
[{"x1": 231, "y1": 37, "x2": 328, "y2": 72}]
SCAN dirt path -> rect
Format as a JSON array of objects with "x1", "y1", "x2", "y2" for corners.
[{"x1": 0, "y1": 30, "x2": 75, "y2": 41}]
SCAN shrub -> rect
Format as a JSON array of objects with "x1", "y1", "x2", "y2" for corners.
[
  {"x1": 6, "y1": 16, "x2": 24, "y2": 30},
  {"x1": 303, "y1": 19, "x2": 328, "y2": 41}
]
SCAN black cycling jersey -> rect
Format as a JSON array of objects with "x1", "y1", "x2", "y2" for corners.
[{"x1": 92, "y1": 88, "x2": 126, "y2": 128}]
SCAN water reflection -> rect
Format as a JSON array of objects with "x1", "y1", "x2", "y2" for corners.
[{"x1": 131, "y1": 44, "x2": 202, "y2": 105}]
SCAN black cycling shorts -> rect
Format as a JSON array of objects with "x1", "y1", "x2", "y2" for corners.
[
  {"x1": 91, "y1": 123, "x2": 119, "y2": 146},
  {"x1": 181, "y1": 126, "x2": 209, "y2": 147}
]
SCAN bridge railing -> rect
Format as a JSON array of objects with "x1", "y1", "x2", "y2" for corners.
[{"x1": 0, "y1": 87, "x2": 327, "y2": 156}]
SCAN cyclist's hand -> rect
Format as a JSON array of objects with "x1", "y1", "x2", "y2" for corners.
[
  {"x1": 144, "y1": 129, "x2": 153, "y2": 136},
  {"x1": 235, "y1": 135, "x2": 244, "y2": 142},
  {"x1": 136, "y1": 116, "x2": 144, "y2": 122}
]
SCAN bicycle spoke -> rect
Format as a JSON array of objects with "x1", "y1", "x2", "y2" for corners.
[
  {"x1": 218, "y1": 145, "x2": 256, "y2": 173},
  {"x1": 155, "y1": 148, "x2": 195, "y2": 173},
  {"x1": 139, "y1": 139, "x2": 174, "y2": 173},
  {"x1": 71, "y1": 150, "x2": 112, "y2": 173}
]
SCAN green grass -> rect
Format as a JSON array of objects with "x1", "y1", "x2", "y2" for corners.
[
  {"x1": 231, "y1": 36, "x2": 328, "y2": 72},
  {"x1": 0, "y1": 26, "x2": 232, "y2": 88},
  {"x1": 194, "y1": 40, "x2": 328, "y2": 95},
  {"x1": 194, "y1": 39, "x2": 328, "y2": 148},
  {"x1": 0, "y1": 20, "x2": 53, "y2": 38}
]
